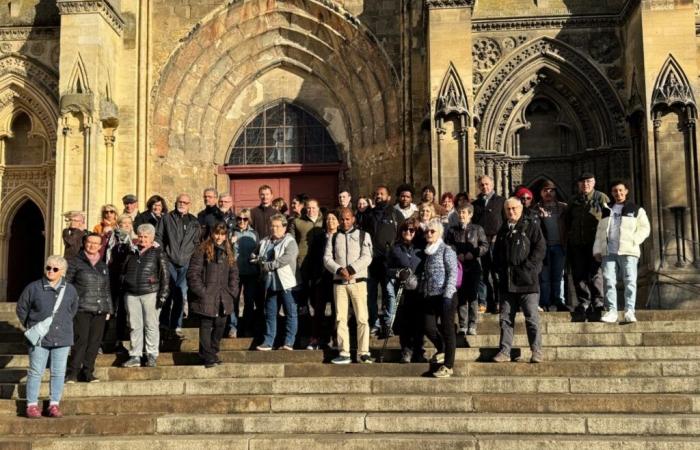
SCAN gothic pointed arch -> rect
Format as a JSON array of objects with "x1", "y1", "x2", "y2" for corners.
[
  {"x1": 628, "y1": 69, "x2": 645, "y2": 116},
  {"x1": 0, "y1": 184, "x2": 47, "y2": 235},
  {"x1": 435, "y1": 62, "x2": 470, "y2": 121},
  {"x1": 474, "y1": 36, "x2": 628, "y2": 153},
  {"x1": 651, "y1": 54, "x2": 696, "y2": 111},
  {"x1": 66, "y1": 53, "x2": 91, "y2": 94}
]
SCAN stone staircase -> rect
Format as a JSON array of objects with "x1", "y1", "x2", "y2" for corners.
[{"x1": 0, "y1": 301, "x2": 699, "y2": 449}]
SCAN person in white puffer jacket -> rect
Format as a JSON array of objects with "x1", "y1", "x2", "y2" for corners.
[{"x1": 593, "y1": 181, "x2": 651, "y2": 323}]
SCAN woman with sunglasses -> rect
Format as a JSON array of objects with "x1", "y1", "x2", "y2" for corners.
[
  {"x1": 94, "y1": 204, "x2": 119, "y2": 259},
  {"x1": 187, "y1": 222, "x2": 240, "y2": 367},
  {"x1": 16, "y1": 256, "x2": 79, "y2": 418},
  {"x1": 420, "y1": 219, "x2": 458, "y2": 378},
  {"x1": 387, "y1": 218, "x2": 426, "y2": 363},
  {"x1": 230, "y1": 208, "x2": 259, "y2": 338}
]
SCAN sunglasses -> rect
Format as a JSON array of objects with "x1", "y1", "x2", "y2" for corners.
[
  {"x1": 402, "y1": 228, "x2": 416, "y2": 233},
  {"x1": 45, "y1": 266, "x2": 60, "y2": 273},
  {"x1": 236, "y1": 217, "x2": 249, "y2": 221},
  {"x1": 425, "y1": 229, "x2": 438, "y2": 235}
]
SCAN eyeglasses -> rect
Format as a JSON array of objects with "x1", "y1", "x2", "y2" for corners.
[
  {"x1": 104, "y1": 210, "x2": 116, "y2": 214},
  {"x1": 45, "y1": 266, "x2": 60, "y2": 273},
  {"x1": 236, "y1": 217, "x2": 249, "y2": 222},
  {"x1": 425, "y1": 229, "x2": 438, "y2": 235},
  {"x1": 402, "y1": 228, "x2": 416, "y2": 234}
]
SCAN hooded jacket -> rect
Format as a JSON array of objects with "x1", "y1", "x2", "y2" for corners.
[
  {"x1": 324, "y1": 226, "x2": 374, "y2": 284},
  {"x1": 187, "y1": 245, "x2": 240, "y2": 317}
]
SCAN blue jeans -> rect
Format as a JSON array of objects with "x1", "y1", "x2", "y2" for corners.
[
  {"x1": 229, "y1": 275, "x2": 259, "y2": 333},
  {"x1": 602, "y1": 254, "x2": 639, "y2": 313},
  {"x1": 26, "y1": 345, "x2": 70, "y2": 405},
  {"x1": 160, "y1": 262, "x2": 188, "y2": 329},
  {"x1": 539, "y1": 244, "x2": 566, "y2": 308},
  {"x1": 377, "y1": 278, "x2": 398, "y2": 329},
  {"x1": 262, "y1": 289, "x2": 297, "y2": 347}
]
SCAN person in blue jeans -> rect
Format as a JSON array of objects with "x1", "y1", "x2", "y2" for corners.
[
  {"x1": 535, "y1": 180, "x2": 570, "y2": 311},
  {"x1": 16, "y1": 255, "x2": 79, "y2": 418},
  {"x1": 229, "y1": 208, "x2": 260, "y2": 338},
  {"x1": 252, "y1": 214, "x2": 299, "y2": 350},
  {"x1": 594, "y1": 181, "x2": 651, "y2": 324}
]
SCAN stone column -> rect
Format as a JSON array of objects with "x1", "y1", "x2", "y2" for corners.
[{"x1": 426, "y1": 0, "x2": 474, "y2": 195}]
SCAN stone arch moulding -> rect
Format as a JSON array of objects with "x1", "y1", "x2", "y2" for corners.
[
  {"x1": 651, "y1": 54, "x2": 696, "y2": 113},
  {"x1": 435, "y1": 62, "x2": 470, "y2": 123},
  {"x1": 0, "y1": 58, "x2": 59, "y2": 145},
  {"x1": 474, "y1": 36, "x2": 628, "y2": 153},
  {"x1": 0, "y1": 184, "x2": 48, "y2": 236},
  {"x1": 66, "y1": 53, "x2": 91, "y2": 94},
  {"x1": 150, "y1": 0, "x2": 401, "y2": 180}
]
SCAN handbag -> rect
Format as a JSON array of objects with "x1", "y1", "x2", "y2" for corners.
[
  {"x1": 24, "y1": 283, "x2": 66, "y2": 346},
  {"x1": 456, "y1": 259, "x2": 463, "y2": 289}
]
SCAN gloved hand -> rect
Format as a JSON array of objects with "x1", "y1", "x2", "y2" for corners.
[
  {"x1": 156, "y1": 297, "x2": 165, "y2": 309},
  {"x1": 397, "y1": 268, "x2": 412, "y2": 282}
]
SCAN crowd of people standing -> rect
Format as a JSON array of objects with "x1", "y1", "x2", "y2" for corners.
[{"x1": 16, "y1": 172, "x2": 651, "y2": 417}]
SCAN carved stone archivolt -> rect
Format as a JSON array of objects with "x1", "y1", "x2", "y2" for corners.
[
  {"x1": 587, "y1": 32, "x2": 621, "y2": 64},
  {"x1": 475, "y1": 37, "x2": 628, "y2": 153},
  {"x1": 435, "y1": 63, "x2": 470, "y2": 121},
  {"x1": 425, "y1": 0, "x2": 474, "y2": 8},
  {"x1": 1, "y1": 166, "x2": 53, "y2": 201},
  {"x1": 0, "y1": 56, "x2": 58, "y2": 98},
  {"x1": 473, "y1": 38, "x2": 502, "y2": 71},
  {"x1": 651, "y1": 55, "x2": 696, "y2": 110}
]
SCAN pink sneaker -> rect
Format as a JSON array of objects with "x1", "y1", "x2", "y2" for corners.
[
  {"x1": 26, "y1": 404, "x2": 41, "y2": 419},
  {"x1": 47, "y1": 404, "x2": 63, "y2": 418}
]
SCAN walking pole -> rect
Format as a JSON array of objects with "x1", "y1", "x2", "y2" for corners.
[{"x1": 379, "y1": 282, "x2": 405, "y2": 363}]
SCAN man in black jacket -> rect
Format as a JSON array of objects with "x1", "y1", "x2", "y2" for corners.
[
  {"x1": 250, "y1": 185, "x2": 276, "y2": 238},
  {"x1": 492, "y1": 198, "x2": 546, "y2": 364},
  {"x1": 473, "y1": 175, "x2": 506, "y2": 313},
  {"x1": 364, "y1": 185, "x2": 405, "y2": 335},
  {"x1": 156, "y1": 193, "x2": 200, "y2": 337},
  {"x1": 197, "y1": 187, "x2": 218, "y2": 226},
  {"x1": 122, "y1": 224, "x2": 170, "y2": 367}
]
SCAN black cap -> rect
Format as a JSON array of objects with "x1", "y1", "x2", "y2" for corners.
[
  {"x1": 577, "y1": 172, "x2": 595, "y2": 181},
  {"x1": 122, "y1": 194, "x2": 138, "y2": 204}
]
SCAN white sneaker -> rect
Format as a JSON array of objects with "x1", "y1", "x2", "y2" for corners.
[
  {"x1": 430, "y1": 352, "x2": 445, "y2": 364},
  {"x1": 601, "y1": 310, "x2": 618, "y2": 323},
  {"x1": 624, "y1": 310, "x2": 637, "y2": 323}
]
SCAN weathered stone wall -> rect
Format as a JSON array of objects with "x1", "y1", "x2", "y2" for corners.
[{"x1": 0, "y1": 0, "x2": 59, "y2": 26}]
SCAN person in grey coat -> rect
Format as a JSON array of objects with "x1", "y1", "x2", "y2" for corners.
[{"x1": 16, "y1": 255, "x2": 79, "y2": 418}]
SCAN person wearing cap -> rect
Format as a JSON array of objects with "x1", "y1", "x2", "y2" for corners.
[
  {"x1": 122, "y1": 195, "x2": 139, "y2": 222},
  {"x1": 514, "y1": 187, "x2": 539, "y2": 222},
  {"x1": 535, "y1": 180, "x2": 569, "y2": 312},
  {"x1": 564, "y1": 172, "x2": 609, "y2": 321}
]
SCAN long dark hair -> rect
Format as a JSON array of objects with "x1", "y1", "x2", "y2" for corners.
[
  {"x1": 146, "y1": 195, "x2": 169, "y2": 214},
  {"x1": 200, "y1": 222, "x2": 235, "y2": 266}
]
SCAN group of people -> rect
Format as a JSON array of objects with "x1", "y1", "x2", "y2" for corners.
[{"x1": 15, "y1": 171, "x2": 651, "y2": 417}]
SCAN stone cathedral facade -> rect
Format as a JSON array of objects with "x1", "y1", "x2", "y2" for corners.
[{"x1": 0, "y1": 0, "x2": 699, "y2": 305}]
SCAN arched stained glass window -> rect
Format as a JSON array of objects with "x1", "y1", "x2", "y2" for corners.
[{"x1": 228, "y1": 102, "x2": 340, "y2": 165}]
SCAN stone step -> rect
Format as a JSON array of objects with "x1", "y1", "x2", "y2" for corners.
[
  {"x1": 3, "y1": 393, "x2": 698, "y2": 417},
  {"x1": 4, "y1": 376, "x2": 700, "y2": 400},
  {"x1": 5, "y1": 434, "x2": 700, "y2": 450},
  {"x1": 3, "y1": 360, "x2": 699, "y2": 384},
  {"x1": 1, "y1": 345, "x2": 698, "y2": 370},
  {"x1": 3, "y1": 307, "x2": 700, "y2": 322},
  {"x1": 1, "y1": 413, "x2": 700, "y2": 437}
]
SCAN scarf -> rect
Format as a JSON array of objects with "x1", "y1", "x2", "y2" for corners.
[{"x1": 424, "y1": 239, "x2": 443, "y2": 255}]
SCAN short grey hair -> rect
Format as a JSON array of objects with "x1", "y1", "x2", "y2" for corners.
[
  {"x1": 427, "y1": 218, "x2": 444, "y2": 238},
  {"x1": 136, "y1": 223, "x2": 156, "y2": 236},
  {"x1": 46, "y1": 255, "x2": 68, "y2": 272},
  {"x1": 269, "y1": 213, "x2": 288, "y2": 228},
  {"x1": 203, "y1": 187, "x2": 218, "y2": 196}
]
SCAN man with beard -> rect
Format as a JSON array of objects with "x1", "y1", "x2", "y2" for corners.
[
  {"x1": 364, "y1": 185, "x2": 404, "y2": 336},
  {"x1": 394, "y1": 184, "x2": 418, "y2": 220}
]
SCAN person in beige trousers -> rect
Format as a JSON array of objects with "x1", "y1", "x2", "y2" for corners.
[{"x1": 324, "y1": 207, "x2": 374, "y2": 364}]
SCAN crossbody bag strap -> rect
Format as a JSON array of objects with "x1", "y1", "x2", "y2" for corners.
[{"x1": 50, "y1": 280, "x2": 67, "y2": 319}]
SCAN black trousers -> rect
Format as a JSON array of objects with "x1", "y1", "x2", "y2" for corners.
[
  {"x1": 199, "y1": 314, "x2": 227, "y2": 364},
  {"x1": 569, "y1": 244, "x2": 604, "y2": 310},
  {"x1": 397, "y1": 290, "x2": 424, "y2": 356},
  {"x1": 423, "y1": 294, "x2": 457, "y2": 369},
  {"x1": 479, "y1": 249, "x2": 500, "y2": 312},
  {"x1": 457, "y1": 268, "x2": 481, "y2": 329},
  {"x1": 68, "y1": 311, "x2": 107, "y2": 378},
  {"x1": 311, "y1": 278, "x2": 335, "y2": 343}
]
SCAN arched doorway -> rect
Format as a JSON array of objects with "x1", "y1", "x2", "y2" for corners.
[
  {"x1": 7, "y1": 200, "x2": 45, "y2": 301},
  {"x1": 223, "y1": 102, "x2": 342, "y2": 210}
]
